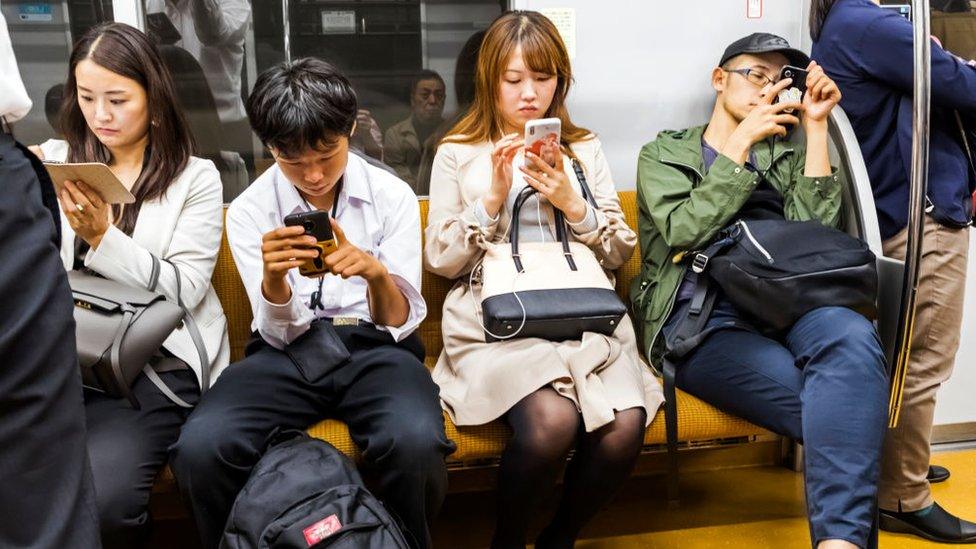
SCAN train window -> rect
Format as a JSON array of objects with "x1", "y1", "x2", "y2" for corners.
[
  {"x1": 2, "y1": 0, "x2": 113, "y2": 145},
  {"x1": 140, "y1": 0, "x2": 506, "y2": 200}
]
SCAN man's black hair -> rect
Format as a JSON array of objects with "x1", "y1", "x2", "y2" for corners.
[
  {"x1": 409, "y1": 69, "x2": 445, "y2": 96},
  {"x1": 246, "y1": 57, "x2": 358, "y2": 157}
]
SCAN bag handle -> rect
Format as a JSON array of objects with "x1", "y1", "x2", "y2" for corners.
[
  {"x1": 508, "y1": 185, "x2": 577, "y2": 273},
  {"x1": 571, "y1": 158, "x2": 599, "y2": 209},
  {"x1": 141, "y1": 255, "x2": 212, "y2": 407}
]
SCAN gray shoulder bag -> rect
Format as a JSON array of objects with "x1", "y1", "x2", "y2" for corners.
[{"x1": 69, "y1": 255, "x2": 211, "y2": 409}]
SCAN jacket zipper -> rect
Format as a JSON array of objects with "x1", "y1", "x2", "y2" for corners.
[
  {"x1": 646, "y1": 272, "x2": 684, "y2": 370},
  {"x1": 737, "y1": 220, "x2": 774, "y2": 263},
  {"x1": 660, "y1": 159, "x2": 705, "y2": 181}
]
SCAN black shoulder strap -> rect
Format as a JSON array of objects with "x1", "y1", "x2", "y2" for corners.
[{"x1": 660, "y1": 269, "x2": 750, "y2": 506}]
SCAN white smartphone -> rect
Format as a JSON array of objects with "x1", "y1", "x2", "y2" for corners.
[{"x1": 524, "y1": 117, "x2": 561, "y2": 167}]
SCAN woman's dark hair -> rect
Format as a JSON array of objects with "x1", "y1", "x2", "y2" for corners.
[
  {"x1": 454, "y1": 30, "x2": 486, "y2": 109},
  {"x1": 810, "y1": 0, "x2": 841, "y2": 42},
  {"x1": 61, "y1": 22, "x2": 195, "y2": 235},
  {"x1": 246, "y1": 58, "x2": 358, "y2": 157}
]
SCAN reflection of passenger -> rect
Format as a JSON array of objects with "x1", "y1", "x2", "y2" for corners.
[
  {"x1": 145, "y1": 0, "x2": 251, "y2": 162},
  {"x1": 146, "y1": 0, "x2": 248, "y2": 124},
  {"x1": 158, "y1": 44, "x2": 249, "y2": 201},
  {"x1": 383, "y1": 70, "x2": 446, "y2": 188},
  {"x1": 352, "y1": 108, "x2": 384, "y2": 161},
  {"x1": 416, "y1": 30, "x2": 486, "y2": 194},
  {"x1": 44, "y1": 83, "x2": 65, "y2": 136}
]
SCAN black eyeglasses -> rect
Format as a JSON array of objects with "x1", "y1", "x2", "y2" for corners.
[{"x1": 725, "y1": 68, "x2": 778, "y2": 88}]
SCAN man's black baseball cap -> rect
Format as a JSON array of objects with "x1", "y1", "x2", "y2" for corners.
[{"x1": 719, "y1": 33, "x2": 811, "y2": 68}]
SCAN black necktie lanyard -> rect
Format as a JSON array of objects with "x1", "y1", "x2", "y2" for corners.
[{"x1": 301, "y1": 178, "x2": 343, "y2": 312}]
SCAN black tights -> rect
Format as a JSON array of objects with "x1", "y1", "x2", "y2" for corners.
[{"x1": 491, "y1": 388, "x2": 647, "y2": 549}]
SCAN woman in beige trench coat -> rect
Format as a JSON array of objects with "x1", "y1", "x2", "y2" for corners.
[{"x1": 423, "y1": 11, "x2": 664, "y2": 549}]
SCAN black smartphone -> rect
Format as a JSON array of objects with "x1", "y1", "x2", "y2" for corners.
[
  {"x1": 283, "y1": 210, "x2": 338, "y2": 277},
  {"x1": 146, "y1": 12, "x2": 182, "y2": 46},
  {"x1": 776, "y1": 65, "x2": 809, "y2": 114}
]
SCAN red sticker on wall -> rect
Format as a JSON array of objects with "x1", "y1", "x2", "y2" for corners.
[
  {"x1": 747, "y1": 0, "x2": 763, "y2": 19},
  {"x1": 303, "y1": 514, "x2": 343, "y2": 546}
]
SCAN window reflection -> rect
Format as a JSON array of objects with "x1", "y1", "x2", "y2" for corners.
[{"x1": 137, "y1": 0, "x2": 503, "y2": 200}]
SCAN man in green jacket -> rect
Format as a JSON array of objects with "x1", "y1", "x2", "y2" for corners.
[{"x1": 632, "y1": 33, "x2": 888, "y2": 549}]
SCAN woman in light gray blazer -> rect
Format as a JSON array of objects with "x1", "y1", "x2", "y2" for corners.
[{"x1": 31, "y1": 23, "x2": 228, "y2": 548}]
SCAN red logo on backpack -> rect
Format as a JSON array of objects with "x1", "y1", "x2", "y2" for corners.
[{"x1": 303, "y1": 514, "x2": 342, "y2": 546}]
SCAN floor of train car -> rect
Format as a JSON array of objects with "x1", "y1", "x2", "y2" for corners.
[{"x1": 149, "y1": 447, "x2": 976, "y2": 548}]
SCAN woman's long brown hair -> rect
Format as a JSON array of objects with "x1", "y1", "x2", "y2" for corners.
[
  {"x1": 61, "y1": 22, "x2": 195, "y2": 235},
  {"x1": 443, "y1": 10, "x2": 591, "y2": 149}
]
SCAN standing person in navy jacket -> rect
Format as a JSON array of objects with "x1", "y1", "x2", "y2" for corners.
[{"x1": 811, "y1": 0, "x2": 976, "y2": 543}]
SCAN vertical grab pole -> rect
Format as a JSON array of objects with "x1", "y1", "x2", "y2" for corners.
[{"x1": 889, "y1": 0, "x2": 932, "y2": 428}]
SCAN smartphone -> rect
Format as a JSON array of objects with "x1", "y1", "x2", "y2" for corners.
[
  {"x1": 146, "y1": 12, "x2": 182, "y2": 45},
  {"x1": 283, "y1": 210, "x2": 338, "y2": 277},
  {"x1": 776, "y1": 65, "x2": 809, "y2": 114},
  {"x1": 524, "y1": 117, "x2": 561, "y2": 167}
]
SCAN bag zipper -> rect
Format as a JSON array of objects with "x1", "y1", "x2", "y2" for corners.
[{"x1": 737, "y1": 220, "x2": 773, "y2": 264}]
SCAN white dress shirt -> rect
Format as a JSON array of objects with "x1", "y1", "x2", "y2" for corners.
[
  {"x1": 146, "y1": 0, "x2": 250, "y2": 123},
  {"x1": 226, "y1": 152, "x2": 427, "y2": 349},
  {"x1": 0, "y1": 13, "x2": 31, "y2": 123}
]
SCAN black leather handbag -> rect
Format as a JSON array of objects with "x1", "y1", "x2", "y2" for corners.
[
  {"x1": 477, "y1": 160, "x2": 627, "y2": 342},
  {"x1": 70, "y1": 255, "x2": 210, "y2": 409}
]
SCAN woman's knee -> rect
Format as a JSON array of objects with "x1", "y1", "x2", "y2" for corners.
[
  {"x1": 589, "y1": 408, "x2": 646, "y2": 463},
  {"x1": 507, "y1": 392, "x2": 581, "y2": 461}
]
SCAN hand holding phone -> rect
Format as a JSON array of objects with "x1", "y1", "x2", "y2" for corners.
[
  {"x1": 776, "y1": 65, "x2": 809, "y2": 114},
  {"x1": 283, "y1": 210, "x2": 339, "y2": 277},
  {"x1": 797, "y1": 61, "x2": 842, "y2": 124}
]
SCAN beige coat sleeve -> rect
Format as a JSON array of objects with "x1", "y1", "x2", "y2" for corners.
[
  {"x1": 569, "y1": 139, "x2": 637, "y2": 271},
  {"x1": 424, "y1": 144, "x2": 500, "y2": 280}
]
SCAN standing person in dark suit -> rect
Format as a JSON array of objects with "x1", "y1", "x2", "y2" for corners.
[
  {"x1": 812, "y1": 0, "x2": 976, "y2": 543},
  {"x1": 0, "y1": 12, "x2": 101, "y2": 549}
]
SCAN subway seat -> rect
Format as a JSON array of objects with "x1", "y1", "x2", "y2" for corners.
[{"x1": 208, "y1": 191, "x2": 768, "y2": 465}]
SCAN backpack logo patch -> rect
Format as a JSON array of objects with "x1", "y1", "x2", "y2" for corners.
[{"x1": 303, "y1": 514, "x2": 342, "y2": 546}]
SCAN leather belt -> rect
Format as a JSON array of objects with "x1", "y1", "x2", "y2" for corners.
[{"x1": 327, "y1": 317, "x2": 374, "y2": 329}]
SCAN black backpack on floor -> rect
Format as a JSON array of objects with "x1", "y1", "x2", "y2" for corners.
[{"x1": 221, "y1": 430, "x2": 411, "y2": 549}]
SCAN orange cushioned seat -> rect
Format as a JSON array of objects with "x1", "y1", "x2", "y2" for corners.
[{"x1": 212, "y1": 193, "x2": 768, "y2": 466}]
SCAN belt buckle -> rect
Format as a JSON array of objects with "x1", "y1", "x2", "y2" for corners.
[{"x1": 332, "y1": 317, "x2": 360, "y2": 327}]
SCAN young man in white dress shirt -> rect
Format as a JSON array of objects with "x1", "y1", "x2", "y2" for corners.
[
  {"x1": 170, "y1": 58, "x2": 453, "y2": 549},
  {"x1": 0, "y1": 12, "x2": 100, "y2": 548}
]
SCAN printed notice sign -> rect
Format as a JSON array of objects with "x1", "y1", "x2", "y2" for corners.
[
  {"x1": 19, "y1": 4, "x2": 53, "y2": 22},
  {"x1": 540, "y1": 8, "x2": 576, "y2": 60},
  {"x1": 321, "y1": 10, "x2": 356, "y2": 34},
  {"x1": 747, "y1": 0, "x2": 763, "y2": 19}
]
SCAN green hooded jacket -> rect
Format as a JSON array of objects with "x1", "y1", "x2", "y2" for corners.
[{"x1": 629, "y1": 124, "x2": 846, "y2": 367}]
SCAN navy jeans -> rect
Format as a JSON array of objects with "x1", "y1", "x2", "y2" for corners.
[{"x1": 665, "y1": 297, "x2": 888, "y2": 548}]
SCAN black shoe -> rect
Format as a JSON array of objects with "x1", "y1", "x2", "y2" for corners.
[
  {"x1": 929, "y1": 464, "x2": 951, "y2": 484},
  {"x1": 880, "y1": 502, "x2": 976, "y2": 543}
]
